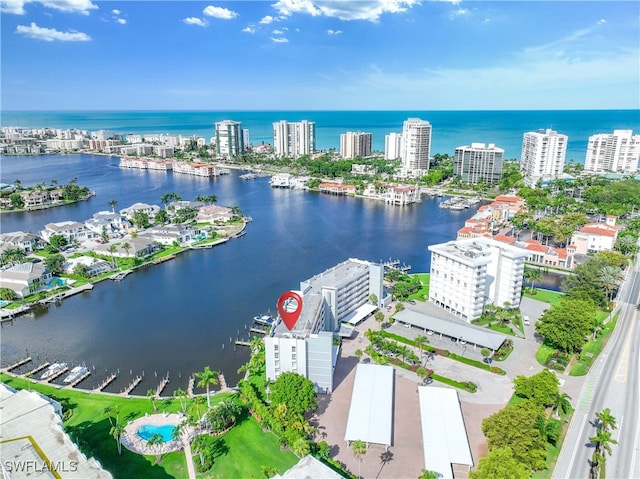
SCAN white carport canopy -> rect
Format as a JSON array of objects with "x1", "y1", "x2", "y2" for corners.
[
  {"x1": 344, "y1": 364, "x2": 393, "y2": 447},
  {"x1": 342, "y1": 303, "x2": 377, "y2": 325},
  {"x1": 418, "y1": 386, "x2": 473, "y2": 479}
]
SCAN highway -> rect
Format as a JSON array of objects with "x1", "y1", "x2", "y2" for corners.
[{"x1": 554, "y1": 255, "x2": 640, "y2": 479}]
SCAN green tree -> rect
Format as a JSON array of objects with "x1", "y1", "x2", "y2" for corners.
[
  {"x1": 513, "y1": 369, "x2": 560, "y2": 406},
  {"x1": 173, "y1": 388, "x2": 188, "y2": 412},
  {"x1": 469, "y1": 447, "x2": 530, "y2": 479},
  {"x1": 524, "y1": 267, "x2": 542, "y2": 294},
  {"x1": 131, "y1": 210, "x2": 150, "y2": 229},
  {"x1": 352, "y1": 440, "x2": 367, "y2": 479},
  {"x1": 195, "y1": 365, "x2": 219, "y2": 409},
  {"x1": 482, "y1": 400, "x2": 547, "y2": 470},
  {"x1": 0, "y1": 288, "x2": 18, "y2": 301},
  {"x1": 107, "y1": 244, "x2": 118, "y2": 268},
  {"x1": 269, "y1": 372, "x2": 317, "y2": 417},
  {"x1": 595, "y1": 408, "x2": 617, "y2": 432},
  {"x1": 73, "y1": 263, "x2": 89, "y2": 278},
  {"x1": 354, "y1": 349, "x2": 363, "y2": 362},
  {"x1": 369, "y1": 293, "x2": 378, "y2": 305},
  {"x1": 45, "y1": 253, "x2": 65, "y2": 275},
  {"x1": 146, "y1": 389, "x2": 158, "y2": 412},
  {"x1": 590, "y1": 427, "x2": 618, "y2": 479},
  {"x1": 9, "y1": 193, "x2": 24, "y2": 209},
  {"x1": 108, "y1": 199, "x2": 118, "y2": 212},
  {"x1": 535, "y1": 298, "x2": 596, "y2": 353},
  {"x1": 110, "y1": 422, "x2": 125, "y2": 456},
  {"x1": 1, "y1": 248, "x2": 27, "y2": 265},
  {"x1": 550, "y1": 391, "x2": 573, "y2": 418},
  {"x1": 374, "y1": 310, "x2": 385, "y2": 329},
  {"x1": 205, "y1": 399, "x2": 242, "y2": 433},
  {"x1": 414, "y1": 335, "x2": 428, "y2": 356},
  {"x1": 122, "y1": 242, "x2": 131, "y2": 258},
  {"x1": 49, "y1": 234, "x2": 68, "y2": 250},
  {"x1": 154, "y1": 209, "x2": 169, "y2": 225},
  {"x1": 147, "y1": 433, "x2": 164, "y2": 463}
]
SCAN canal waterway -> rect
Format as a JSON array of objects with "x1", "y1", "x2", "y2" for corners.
[{"x1": 0, "y1": 154, "x2": 564, "y2": 394}]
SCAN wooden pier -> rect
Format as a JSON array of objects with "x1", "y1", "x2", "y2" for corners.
[
  {"x1": 5, "y1": 356, "x2": 32, "y2": 372},
  {"x1": 45, "y1": 366, "x2": 68, "y2": 383},
  {"x1": 250, "y1": 327, "x2": 267, "y2": 335},
  {"x1": 69, "y1": 371, "x2": 91, "y2": 387},
  {"x1": 1, "y1": 305, "x2": 31, "y2": 321},
  {"x1": 152, "y1": 255, "x2": 175, "y2": 265},
  {"x1": 155, "y1": 373, "x2": 169, "y2": 397},
  {"x1": 218, "y1": 373, "x2": 228, "y2": 390},
  {"x1": 111, "y1": 270, "x2": 131, "y2": 281},
  {"x1": 121, "y1": 376, "x2": 142, "y2": 395},
  {"x1": 235, "y1": 340, "x2": 251, "y2": 347},
  {"x1": 26, "y1": 362, "x2": 50, "y2": 377},
  {"x1": 94, "y1": 373, "x2": 117, "y2": 392},
  {"x1": 187, "y1": 376, "x2": 195, "y2": 397}
]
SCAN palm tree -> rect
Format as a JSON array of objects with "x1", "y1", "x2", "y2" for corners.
[
  {"x1": 550, "y1": 392, "x2": 573, "y2": 418},
  {"x1": 147, "y1": 388, "x2": 158, "y2": 412},
  {"x1": 590, "y1": 428, "x2": 618, "y2": 479},
  {"x1": 374, "y1": 311, "x2": 385, "y2": 329},
  {"x1": 352, "y1": 440, "x2": 367, "y2": 479},
  {"x1": 108, "y1": 199, "x2": 118, "y2": 213},
  {"x1": 600, "y1": 266, "x2": 623, "y2": 303},
  {"x1": 194, "y1": 366, "x2": 218, "y2": 409},
  {"x1": 615, "y1": 235, "x2": 638, "y2": 256},
  {"x1": 122, "y1": 242, "x2": 131, "y2": 258},
  {"x1": 595, "y1": 408, "x2": 618, "y2": 432},
  {"x1": 147, "y1": 433, "x2": 164, "y2": 463},
  {"x1": 354, "y1": 349, "x2": 363, "y2": 362},
  {"x1": 110, "y1": 422, "x2": 125, "y2": 456},
  {"x1": 414, "y1": 335, "x2": 428, "y2": 357},
  {"x1": 107, "y1": 244, "x2": 118, "y2": 269},
  {"x1": 524, "y1": 267, "x2": 542, "y2": 294},
  {"x1": 173, "y1": 388, "x2": 188, "y2": 412}
]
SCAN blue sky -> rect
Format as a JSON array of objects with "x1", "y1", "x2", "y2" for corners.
[{"x1": 2, "y1": 0, "x2": 639, "y2": 110}]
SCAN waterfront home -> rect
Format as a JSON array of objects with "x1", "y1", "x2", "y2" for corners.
[
  {"x1": 63, "y1": 256, "x2": 113, "y2": 277},
  {"x1": 138, "y1": 224, "x2": 202, "y2": 246},
  {"x1": 120, "y1": 203, "x2": 161, "y2": 222},
  {"x1": 318, "y1": 183, "x2": 356, "y2": 196},
  {"x1": 172, "y1": 161, "x2": 218, "y2": 177},
  {"x1": 84, "y1": 211, "x2": 131, "y2": 237},
  {"x1": 93, "y1": 236, "x2": 159, "y2": 258},
  {"x1": 521, "y1": 239, "x2": 575, "y2": 270},
  {"x1": 40, "y1": 221, "x2": 97, "y2": 244},
  {"x1": 384, "y1": 184, "x2": 421, "y2": 205},
  {"x1": 570, "y1": 216, "x2": 620, "y2": 255},
  {"x1": 20, "y1": 188, "x2": 64, "y2": 208},
  {"x1": 0, "y1": 262, "x2": 52, "y2": 297},
  {"x1": 0, "y1": 231, "x2": 44, "y2": 253},
  {"x1": 196, "y1": 205, "x2": 234, "y2": 223}
]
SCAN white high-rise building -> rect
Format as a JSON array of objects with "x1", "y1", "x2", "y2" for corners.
[
  {"x1": 401, "y1": 118, "x2": 431, "y2": 172},
  {"x1": 340, "y1": 131, "x2": 372, "y2": 159},
  {"x1": 520, "y1": 129, "x2": 568, "y2": 187},
  {"x1": 385, "y1": 133, "x2": 403, "y2": 160},
  {"x1": 584, "y1": 130, "x2": 640, "y2": 174},
  {"x1": 428, "y1": 238, "x2": 529, "y2": 321},
  {"x1": 454, "y1": 143, "x2": 504, "y2": 184},
  {"x1": 214, "y1": 120, "x2": 244, "y2": 157},
  {"x1": 272, "y1": 120, "x2": 316, "y2": 158},
  {"x1": 265, "y1": 258, "x2": 385, "y2": 393}
]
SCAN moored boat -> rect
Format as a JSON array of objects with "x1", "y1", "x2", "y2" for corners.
[
  {"x1": 63, "y1": 365, "x2": 89, "y2": 383},
  {"x1": 40, "y1": 362, "x2": 67, "y2": 380}
]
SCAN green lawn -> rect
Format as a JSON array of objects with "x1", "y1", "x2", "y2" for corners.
[
  {"x1": 535, "y1": 343, "x2": 557, "y2": 367},
  {"x1": 570, "y1": 312, "x2": 619, "y2": 376},
  {"x1": 408, "y1": 273, "x2": 429, "y2": 302},
  {"x1": 1, "y1": 374, "x2": 297, "y2": 479},
  {"x1": 523, "y1": 288, "x2": 566, "y2": 306}
]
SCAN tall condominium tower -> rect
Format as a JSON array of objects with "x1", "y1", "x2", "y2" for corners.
[
  {"x1": 584, "y1": 130, "x2": 640, "y2": 174},
  {"x1": 384, "y1": 132, "x2": 403, "y2": 160},
  {"x1": 340, "y1": 131, "x2": 372, "y2": 159},
  {"x1": 272, "y1": 120, "x2": 316, "y2": 158},
  {"x1": 454, "y1": 143, "x2": 505, "y2": 184},
  {"x1": 519, "y1": 128, "x2": 567, "y2": 187},
  {"x1": 214, "y1": 120, "x2": 244, "y2": 157},
  {"x1": 401, "y1": 118, "x2": 431, "y2": 172}
]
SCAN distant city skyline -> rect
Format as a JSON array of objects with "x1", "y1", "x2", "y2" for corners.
[{"x1": 2, "y1": 0, "x2": 639, "y2": 111}]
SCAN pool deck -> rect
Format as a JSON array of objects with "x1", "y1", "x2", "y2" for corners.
[{"x1": 121, "y1": 413, "x2": 188, "y2": 455}]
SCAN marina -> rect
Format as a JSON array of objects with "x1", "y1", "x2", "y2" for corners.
[{"x1": 438, "y1": 196, "x2": 482, "y2": 210}]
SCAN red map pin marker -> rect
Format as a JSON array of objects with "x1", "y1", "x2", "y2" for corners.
[{"x1": 277, "y1": 291, "x2": 303, "y2": 331}]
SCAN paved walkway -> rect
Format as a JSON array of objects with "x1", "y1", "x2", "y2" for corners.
[{"x1": 183, "y1": 441, "x2": 197, "y2": 479}]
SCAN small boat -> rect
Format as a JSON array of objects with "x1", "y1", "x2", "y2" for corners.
[
  {"x1": 40, "y1": 362, "x2": 67, "y2": 380},
  {"x1": 63, "y1": 365, "x2": 88, "y2": 383},
  {"x1": 254, "y1": 314, "x2": 274, "y2": 326}
]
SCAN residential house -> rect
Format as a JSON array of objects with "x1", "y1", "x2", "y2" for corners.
[
  {"x1": 0, "y1": 231, "x2": 44, "y2": 253},
  {"x1": 570, "y1": 216, "x2": 620, "y2": 255},
  {"x1": 0, "y1": 262, "x2": 52, "y2": 297},
  {"x1": 138, "y1": 225, "x2": 202, "y2": 246},
  {"x1": 196, "y1": 205, "x2": 234, "y2": 223},
  {"x1": 40, "y1": 221, "x2": 97, "y2": 244},
  {"x1": 119, "y1": 203, "x2": 161, "y2": 222}
]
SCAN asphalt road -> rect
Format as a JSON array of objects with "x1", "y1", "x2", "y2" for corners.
[{"x1": 554, "y1": 256, "x2": 640, "y2": 479}]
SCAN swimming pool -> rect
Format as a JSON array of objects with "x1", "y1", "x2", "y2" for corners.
[{"x1": 136, "y1": 424, "x2": 176, "y2": 442}]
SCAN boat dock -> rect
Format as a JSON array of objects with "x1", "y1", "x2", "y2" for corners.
[
  {"x1": 5, "y1": 356, "x2": 32, "y2": 372},
  {"x1": 44, "y1": 366, "x2": 69, "y2": 383},
  {"x1": 235, "y1": 340, "x2": 251, "y2": 347},
  {"x1": 94, "y1": 373, "x2": 117, "y2": 392},
  {"x1": 111, "y1": 270, "x2": 131, "y2": 281},
  {"x1": 25, "y1": 362, "x2": 50, "y2": 377},
  {"x1": 155, "y1": 373, "x2": 169, "y2": 397},
  {"x1": 69, "y1": 370, "x2": 91, "y2": 387},
  {"x1": 152, "y1": 255, "x2": 175, "y2": 265},
  {"x1": 187, "y1": 376, "x2": 195, "y2": 397},
  {"x1": 218, "y1": 373, "x2": 228, "y2": 391},
  {"x1": 382, "y1": 259, "x2": 412, "y2": 272},
  {"x1": 0, "y1": 305, "x2": 31, "y2": 322},
  {"x1": 250, "y1": 327, "x2": 267, "y2": 335},
  {"x1": 121, "y1": 376, "x2": 142, "y2": 395}
]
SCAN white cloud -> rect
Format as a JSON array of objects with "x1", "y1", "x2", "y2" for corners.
[
  {"x1": 272, "y1": 28, "x2": 286, "y2": 34},
  {"x1": 2, "y1": 0, "x2": 98, "y2": 14},
  {"x1": 271, "y1": 0, "x2": 420, "y2": 22},
  {"x1": 202, "y1": 5, "x2": 238, "y2": 20},
  {"x1": 327, "y1": 29, "x2": 342, "y2": 35},
  {"x1": 271, "y1": 36, "x2": 289, "y2": 43},
  {"x1": 183, "y1": 17, "x2": 208, "y2": 27},
  {"x1": 597, "y1": 18, "x2": 606, "y2": 25},
  {"x1": 260, "y1": 15, "x2": 276, "y2": 24},
  {"x1": 117, "y1": 18, "x2": 126, "y2": 25},
  {"x1": 450, "y1": 8, "x2": 469, "y2": 19},
  {"x1": 243, "y1": 26, "x2": 256, "y2": 33},
  {"x1": 16, "y1": 22, "x2": 91, "y2": 41},
  {"x1": 112, "y1": 9, "x2": 120, "y2": 15}
]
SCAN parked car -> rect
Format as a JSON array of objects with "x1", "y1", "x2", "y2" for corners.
[
  {"x1": 426, "y1": 330, "x2": 434, "y2": 336},
  {"x1": 408, "y1": 300, "x2": 416, "y2": 305},
  {"x1": 483, "y1": 357, "x2": 493, "y2": 364},
  {"x1": 523, "y1": 315, "x2": 530, "y2": 326}
]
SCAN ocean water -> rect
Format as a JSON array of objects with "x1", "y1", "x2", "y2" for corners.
[{"x1": 2, "y1": 110, "x2": 639, "y2": 162}]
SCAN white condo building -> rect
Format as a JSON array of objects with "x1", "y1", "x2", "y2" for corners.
[
  {"x1": 214, "y1": 120, "x2": 244, "y2": 157},
  {"x1": 272, "y1": 120, "x2": 316, "y2": 158},
  {"x1": 401, "y1": 118, "x2": 432, "y2": 173},
  {"x1": 584, "y1": 130, "x2": 640, "y2": 174},
  {"x1": 340, "y1": 131, "x2": 372, "y2": 159},
  {"x1": 454, "y1": 143, "x2": 504, "y2": 184},
  {"x1": 385, "y1": 132, "x2": 403, "y2": 160},
  {"x1": 520, "y1": 129, "x2": 568, "y2": 187},
  {"x1": 428, "y1": 238, "x2": 529, "y2": 321},
  {"x1": 265, "y1": 259, "x2": 385, "y2": 393}
]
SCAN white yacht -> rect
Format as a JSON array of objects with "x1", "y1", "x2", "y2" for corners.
[
  {"x1": 40, "y1": 362, "x2": 67, "y2": 380},
  {"x1": 63, "y1": 365, "x2": 89, "y2": 383}
]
